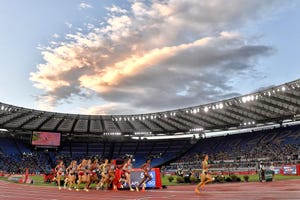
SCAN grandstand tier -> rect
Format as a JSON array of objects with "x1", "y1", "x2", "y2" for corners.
[
  {"x1": 0, "y1": 79, "x2": 299, "y2": 136},
  {"x1": 0, "y1": 123, "x2": 300, "y2": 175}
]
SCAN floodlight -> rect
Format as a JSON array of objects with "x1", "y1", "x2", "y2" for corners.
[
  {"x1": 246, "y1": 96, "x2": 250, "y2": 102},
  {"x1": 242, "y1": 97, "x2": 247, "y2": 103},
  {"x1": 204, "y1": 106, "x2": 209, "y2": 112}
]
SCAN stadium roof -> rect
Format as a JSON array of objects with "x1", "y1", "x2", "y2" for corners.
[{"x1": 1, "y1": 78, "x2": 300, "y2": 138}]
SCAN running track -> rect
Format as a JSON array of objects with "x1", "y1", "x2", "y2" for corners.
[{"x1": 1, "y1": 179, "x2": 300, "y2": 200}]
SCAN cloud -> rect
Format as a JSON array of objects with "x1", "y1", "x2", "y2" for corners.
[
  {"x1": 83, "y1": 103, "x2": 134, "y2": 115},
  {"x1": 65, "y1": 22, "x2": 73, "y2": 29},
  {"x1": 106, "y1": 4, "x2": 128, "y2": 14},
  {"x1": 78, "y1": 2, "x2": 93, "y2": 10},
  {"x1": 30, "y1": 0, "x2": 282, "y2": 114},
  {"x1": 52, "y1": 33, "x2": 60, "y2": 38},
  {"x1": 78, "y1": 36, "x2": 213, "y2": 93}
]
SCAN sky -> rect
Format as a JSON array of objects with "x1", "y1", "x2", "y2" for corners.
[{"x1": 0, "y1": 0, "x2": 300, "y2": 115}]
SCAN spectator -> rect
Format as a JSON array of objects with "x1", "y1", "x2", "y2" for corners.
[{"x1": 269, "y1": 162, "x2": 275, "y2": 181}]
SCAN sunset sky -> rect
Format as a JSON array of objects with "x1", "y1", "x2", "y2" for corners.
[{"x1": 0, "y1": 0, "x2": 300, "y2": 115}]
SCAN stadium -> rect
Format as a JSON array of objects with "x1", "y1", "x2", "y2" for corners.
[
  {"x1": 1, "y1": 78, "x2": 300, "y2": 199},
  {"x1": 1, "y1": 1, "x2": 300, "y2": 200}
]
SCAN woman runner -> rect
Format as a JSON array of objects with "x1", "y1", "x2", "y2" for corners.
[
  {"x1": 55, "y1": 160, "x2": 65, "y2": 190},
  {"x1": 66, "y1": 160, "x2": 77, "y2": 190},
  {"x1": 88, "y1": 159, "x2": 99, "y2": 189},
  {"x1": 76, "y1": 159, "x2": 90, "y2": 192},
  {"x1": 195, "y1": 154, "x2": 213, "y2": 194},
  {"x1": 122, "y1": 158, "x2": 134, "y2": 191},
  {"x1": 108, "y1": 159, "x2": 117, "y2": 191},
  {"x1": 96, "y1": 159, "x2": 109, "y2": 190},
  {"x1": 136, "y1": 159, "x2": 152, "y2": 192}
]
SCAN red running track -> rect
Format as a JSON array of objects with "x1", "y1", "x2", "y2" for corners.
[{"x1": 1, "y1": 179, "x2": 300, "y2": 200}]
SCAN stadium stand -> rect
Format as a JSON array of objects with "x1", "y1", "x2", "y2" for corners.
[
  {"x1": 0, "y1": 79, "x2": 300, "y2": 177},
  {"x1": 166, "y1": 124, "x2": 300, "y2": 174},
  {"x1": 0, "y1": 123, "x2": 299, "y2": 176}
]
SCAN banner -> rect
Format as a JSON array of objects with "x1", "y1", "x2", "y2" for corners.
[
  {"x1": 126, "y1": 171, "x2": 156, "y2": 188},
  {"x1": 115, "y1": 168, "x2": 162, "y2": 189},
  {"x1": 282, "y1": 165, "x2": 297, "y2": 175}
]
